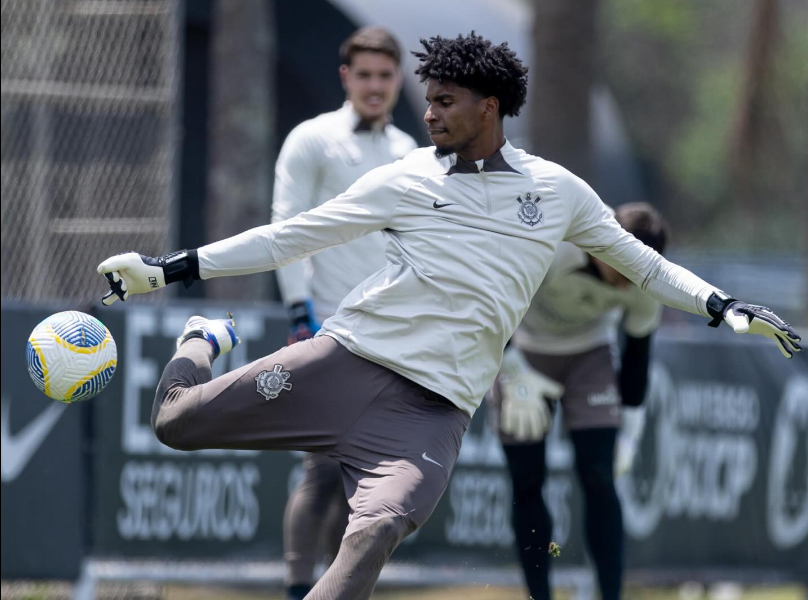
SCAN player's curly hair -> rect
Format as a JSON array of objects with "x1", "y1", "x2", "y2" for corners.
[{"x1": 413, "y1": 32, "x2": 528, "y2": 118}]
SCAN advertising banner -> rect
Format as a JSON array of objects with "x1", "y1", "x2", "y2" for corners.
[
  {"x1": 2, "y1": 302, "x2": 805, "y2": 578},
  {"x1": 1, "y1": 304, "x2": 87, "y2": 579},
  {"x1": 618, "y1": 334, "x2": 807, "y2": 571}
]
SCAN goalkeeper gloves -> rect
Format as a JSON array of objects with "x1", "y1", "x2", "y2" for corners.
[
  {"x1": 286, "y1": 301, "x2": 320, "y2": 345},
  {"x1": 706, "y1": 292, "x2": 802, "y2": 358},
  {"x1": 499, "y1": 347, "x2": 564, "y2": 442},
  {"x1": 614, "y1": 405, "x2": 646, "y2": 477},
  {"x1": 97, "y1": 250, "x2": 199, "y2": 305}
]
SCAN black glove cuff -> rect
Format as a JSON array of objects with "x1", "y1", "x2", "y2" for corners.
[
  {"x1": 706, "y1": 291, "x2": 737, "y2": 328},
  {"x1": 161, "y1": 249, "x2": 200, "y2": 288},
  {"x1": 287, "y1": 301, "x2": 312, "y2": 327}
]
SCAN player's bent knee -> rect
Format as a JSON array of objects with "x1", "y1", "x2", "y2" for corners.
[
  {"x1": 152, "y1": 421, "x2": 202, "y2": 451},
  {"x1": 151, "y1": 389, "x2": 202, "y2": 451},
  {"x1": 343, "y1": 515, "x2": 417, "y2": 559},
  {"x1": 151, "y1": 413, "x2": 189, "y2": 450}
]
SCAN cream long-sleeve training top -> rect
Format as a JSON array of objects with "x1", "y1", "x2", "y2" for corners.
[
  {"x1": 199, "y1": 141, "x2": 718, "y2": 415},
  {"x1": 272, "y1": 102, "x2": 417, "y2": 322}
]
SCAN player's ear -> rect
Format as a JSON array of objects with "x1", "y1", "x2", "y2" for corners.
[
  {"x1": 339, "y1": 64, "x2": 350, "y2": 90},
  {"x1": 481, "y1": 96, "x2": 499, "y2": 120}
]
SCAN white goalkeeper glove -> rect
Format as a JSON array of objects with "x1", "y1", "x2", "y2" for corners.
[
  {"x1": 499, "y1": 347, "x2": 564, "y2": 442},
  {"x1": 706, "y1": 292, "x2": 802, "y2": 358},
  {"x1": 97, "y1": 250, "x2": 199, "y2": 305},
  {"x1": 615, "y1": 405, "x2": 646, "y2": 477}
]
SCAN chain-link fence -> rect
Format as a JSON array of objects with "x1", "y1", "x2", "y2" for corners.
[{"x1": 1, "y1": 0, "x2": 181, "y2": 305}]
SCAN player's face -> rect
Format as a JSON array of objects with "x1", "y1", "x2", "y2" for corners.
[
  {"x1": 424, "y1": 79, "x2": 487, "y2": 157},
  {"x1": 340, "y1": 52, "x2": 402, "y2": 123}
]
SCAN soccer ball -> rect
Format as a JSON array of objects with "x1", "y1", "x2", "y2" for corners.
[{"x1": 26, "y1": 311, "x2": 117, "y2": 403}]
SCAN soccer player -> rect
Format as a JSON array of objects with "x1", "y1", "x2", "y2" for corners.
[
  {"x1": 492, "y1": 202, "x2": 669, "y2": 600},
  {"x1": 97, "y1": 33, "x2": 801, "y2": 600},
  {"x1": 271, "y1": 27, "x2": 417, "y2": 600}
]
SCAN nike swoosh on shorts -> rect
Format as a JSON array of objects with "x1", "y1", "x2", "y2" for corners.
[{"x1": 421, "y1": 452, "x2": 444, "y2": 469}]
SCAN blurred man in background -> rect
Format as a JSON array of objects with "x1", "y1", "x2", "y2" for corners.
[
  {"x1": 492, "y1": 203, "x2": 669, "y2": 600},
  {"x1": 270, "y1": 26, "x2": 417, "y2": 600},
  {"x1": 271, "y1": 25, "x2": 417, "y2": 600}
]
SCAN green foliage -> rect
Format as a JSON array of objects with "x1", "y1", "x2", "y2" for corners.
[
  {"x1": 771, "y1": 24, "x2": 808, "y2": 187},
  {"x1": 606, "y1": 0, "x2": 696, "y2": 42},
  {"x1": 669, "y1": 66, "x2": 738, "y2": 213},
  {"x1": 600, "y1": 0, "x2": 808, "y2": 250}
]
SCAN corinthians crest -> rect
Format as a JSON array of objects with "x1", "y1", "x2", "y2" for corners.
[
  {"x1": 255, "y1": 364, "x2": 292, "y2": 400},
  {"x1": 516, "y1": 192, "x2": 543, "y2": 226}
]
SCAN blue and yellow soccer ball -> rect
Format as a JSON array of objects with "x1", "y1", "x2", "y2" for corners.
[{"x1": 26, "y1": 311, "x2": 117, "y2": 403}]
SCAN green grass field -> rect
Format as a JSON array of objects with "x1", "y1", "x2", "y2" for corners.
[
  {"x1": 163, "y1": 583, "x2": 806, "y2": 600},
  {"x1": 3, "y1": 581, "x2": 804, "y2": 600}
]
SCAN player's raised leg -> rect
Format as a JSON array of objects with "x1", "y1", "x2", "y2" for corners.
[{"x1": 150, "y1": 317, "x2": 386, "y2": 453}]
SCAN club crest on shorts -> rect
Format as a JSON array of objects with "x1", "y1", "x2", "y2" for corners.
[
  {"x1": 255, "y1": 364, "x2": 292, "y2": 401},
  {"x1": 516, "y1": 192, "x2": 543, "y2": 227}
]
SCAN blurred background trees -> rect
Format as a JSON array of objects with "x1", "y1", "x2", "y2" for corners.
[{"x1": 597, "y1": 0, "x2": 807, "y2": 252}]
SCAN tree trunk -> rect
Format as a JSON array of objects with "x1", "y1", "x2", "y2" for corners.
[
  {"x1": 728, "y1": 0, "x2": 779, "y2": 210},
  {"x1": 206, "y1": 0, "x2": 275, "y2": 301},
  {"x1": 529, "y1": 0, "x2": 601, "y2": 182}
]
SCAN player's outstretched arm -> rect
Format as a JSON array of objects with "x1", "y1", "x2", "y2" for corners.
[
  {"x1": 564, "y1": 181, "x2": 802, "y2": 359},
  {"x1": 98, "y1": 160, "x2": 409, "y2": 305},
  {"x1": 593, "y1": 244, "x2": 803, "y2": 359},
  {"x1": 188, "y1": 161, "x2": 404, "y2": 279}
]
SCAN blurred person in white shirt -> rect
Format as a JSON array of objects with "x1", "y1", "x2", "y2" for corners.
[
  {"x1": 491, "y1": 203, "x2": 668, "y2": 600},
  {"x1": 271, "y1": 26, "x2": 417, "y2": 600}
]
